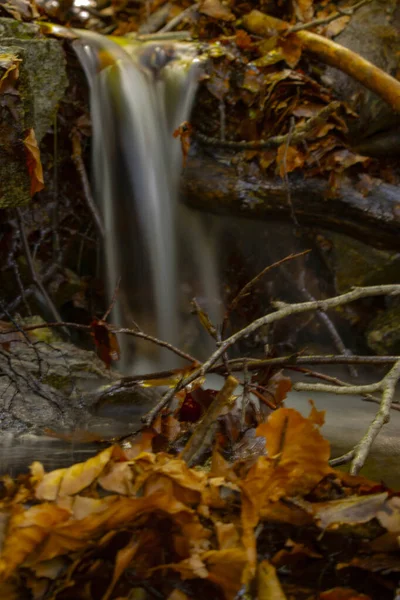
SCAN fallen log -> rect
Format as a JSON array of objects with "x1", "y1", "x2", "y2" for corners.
[{"x1": 181, "y1": 153, "x2": 400, "y2": 251}]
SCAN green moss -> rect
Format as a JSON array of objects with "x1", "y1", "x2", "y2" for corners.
[
  {"x1": 366, "y1": 306, "x2": 400, "y2": 355},
  {"x1": 0, "y1": 19, "x2": 68, "y2": 206}
]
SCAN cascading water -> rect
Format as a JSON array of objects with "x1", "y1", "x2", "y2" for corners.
[{"x1": 74, "y1": 32, "x2": 221, "y2": 370}]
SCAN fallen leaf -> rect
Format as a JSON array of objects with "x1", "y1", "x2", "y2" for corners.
[
  {"x1": 203, "y1": 548, "x2": 248, "y2": 600},
  {"x1": 257, "y1": 560, "x2": 287, "y2": 600},
  {"x1": 276, "y1": 144, "x2": 305, "y2": 177},
  {"x1": 199, "y1": 0, "x2": 235, "y2": 22},
  {"x1": 313, "y1": 493, "x2": 388, "y2": 530},
  {"x1": 102, "y1": 536, "x2": 139, "y2": 600},
  {"x1": 0, "y1": 503, "x2": 70, "y2": 580},
  {"x1": 292, "y1": 0, "x2": 314, "y2": 22},
  {"x1": 23, "y1": 129, "x2": 44, "y2": 196},
  {"x1": 35, "y1": 446, "x2": 115, "y2": 500}
]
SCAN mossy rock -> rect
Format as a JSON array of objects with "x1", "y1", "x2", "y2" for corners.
[
  {"x1": 327, "y1": 233, "x2": 400, "y2": 293},
  {"x1": 0, "y1": 17, "x2": 68, "y2": 207},
  {"x1": 366, "y1": 306, "x2": 400, "y2": 355}
]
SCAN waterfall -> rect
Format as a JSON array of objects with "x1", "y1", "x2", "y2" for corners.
[{"x1": 74, "y1": 32, "x2": 220, "y2": 371}]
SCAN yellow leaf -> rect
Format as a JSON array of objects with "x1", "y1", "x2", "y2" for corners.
[
  {"x1": 35, "y1": 446, "x2": 115, "y2": 500},
  {"x1": 257, "y1": 560, "x2": 287, "y2": 600},
  {"x1": 0, "y1": 504, "x2": 69, "y2": 581},
  {"x1": 0, "y1": 53, "x2": 21, "y2": 94},
  {"x1": 23, "y1": 129, "x2": 44, "y2": 196}
]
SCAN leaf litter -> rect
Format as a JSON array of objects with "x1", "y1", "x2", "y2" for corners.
[{"x1": 1, "y1": 402, "x2": 400, "y2": 600}]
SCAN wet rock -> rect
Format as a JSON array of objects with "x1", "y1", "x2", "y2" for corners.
[
  {"x1": 0, "y1": 336, "x2": 160, "y2": 435},
  {"x1": 0, "y1": 17, "x2": 68, "y2": 208}
]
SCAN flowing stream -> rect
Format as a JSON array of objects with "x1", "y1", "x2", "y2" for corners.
[{"x1": 74, "y1": 32, "x2": 220, "y2": 370}]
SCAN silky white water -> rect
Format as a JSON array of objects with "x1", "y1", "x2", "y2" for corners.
[{"x1": 74, "y1": 33, "x2": 220, "y2": 370}]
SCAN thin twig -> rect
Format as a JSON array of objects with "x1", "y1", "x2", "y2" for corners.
[
  {"x1": 15, "y1": 209, "x2": 65, "y2": 332},
  {"x1": 221, "y1": 250, "x2": 311, "y2": 338},
  {"x1": 298, "y1": 281, "x2": 357, "y2": 378},
  {"x1": 102, "y1": 276, "x2": 121, "y2": 322},
  {"x1": 289, "y1": 364, "x2": 386, "y2": 402},
  {"x1": 281, "y1": 116, "x2": 299, "y2": 226},
  {"x1": 329, "y1": 450, "x2": 355, "y2": 467},
  {"x1": 195, "y1": 102, "x2": 340, "y2": 149},
  {"x1": 158, "y1": 2, "x2": 199, "y2": 33},
  {"x1": 71, "y1": 129, "x2": 105, "y2": 240},
  {"x1": 180, "y1": 375, "x2": 238, "y2": 465},
  {"x1": 143, "y1": 285, "x2": 400, "y2": 424},
  {"x1": 288, "y1": 0, "x2": 372, "y2": 34}
]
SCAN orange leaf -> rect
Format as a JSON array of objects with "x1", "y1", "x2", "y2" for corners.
[
  {"x1": 319, "y1": 589, "x2": 371, "y2": 600},
  {"x1": 23, "y1": 129, "x2": 44, "y2": 196},
  {"x1": 173, "y1": 121, "x2": 192, "y2": 168}
]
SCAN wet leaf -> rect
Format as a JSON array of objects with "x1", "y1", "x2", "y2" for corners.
[
  {"x1": 90, "y1": 318, "x2": 120, "y2": 368},
  {"x1": 23, "y1": 128, "x2": 44, "y2": 196},
  {"x1": 173, "y1": 121, "x2": 192, "y2": 168}
]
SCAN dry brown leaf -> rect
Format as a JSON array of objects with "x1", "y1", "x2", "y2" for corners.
[
  {"x1": 202, "y1": 548, "x2": 248, "y2": 600},
  {"x1": 292, "y1": 0, "x2": 314, "y2": 22},
  {"x1": 257, "y1": 560, "x2": 287, "y2": 600},
  {"x1": 199, "y1": 0, "x2": 235, "y2": 22},
  {"x1": 23, "y1": 128, "x2": 45, "y2": 196},
  {"x1": 35, "y1": 446, "x2": 116, "y2": 500},
  {"x1": 276, "y1": 144, "x2": 305, "y2": 177},
  {"x1": 241, "y1": 407, "x2": 332, "y2": 530},
  {"x1": 279, "y1": 34, "x2": 303, "y2": 68},
  {"x1": 313, "y1": 492, "x2": 388, "y2": 530}
]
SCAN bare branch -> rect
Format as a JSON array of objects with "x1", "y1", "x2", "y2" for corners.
[
  {"x1": 158, "y1": 2, "x2": 199, "y2": 33},
  {"x1": 142, "y1": 284, "x2": 400, "y2": 424},
  {"x1": 71, "y1": 129, "x2": 105, "y2": 240},
  {"x1": 222, "y1": 250, "x2": 310, "y2": 338}
]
